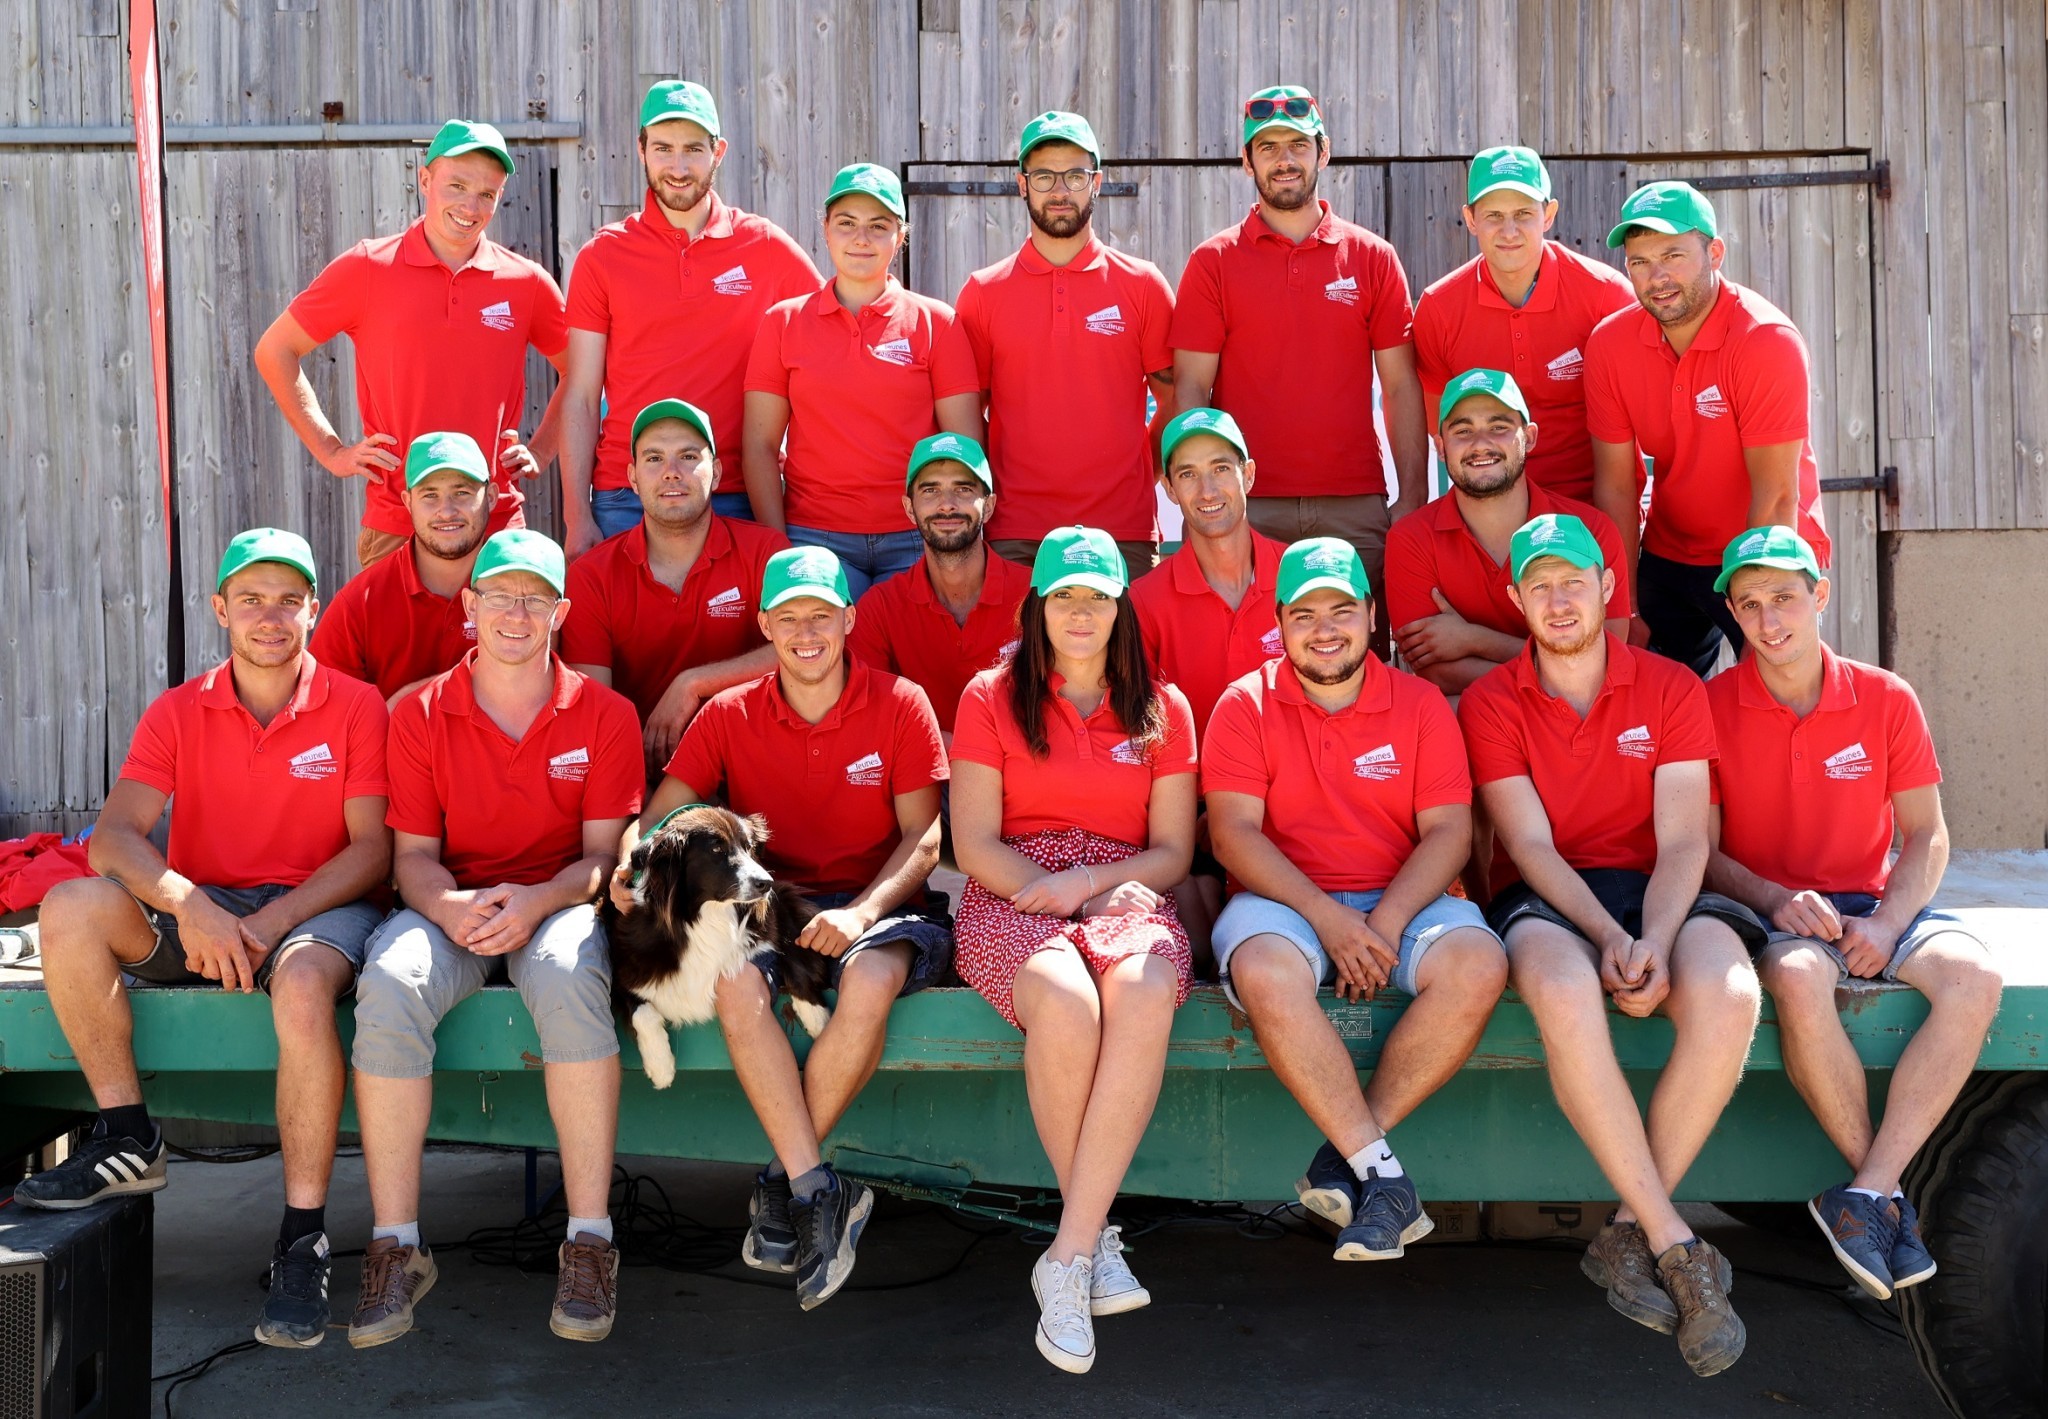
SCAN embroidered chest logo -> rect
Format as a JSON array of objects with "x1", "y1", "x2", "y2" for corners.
[
  {"x1": 711, "y1": 265, "x2": 753, "y2": 296},
  {"x1": 1259, "y1": 626, "x2": 1283, "y2": 656},
  {"x1": 870, "y1": 337, "x2": 915, "y2": 367},
  {"x1": 1693, "y1": 382, "x2": 1730, "y2": 419},
  {"x1": 288, "y1": 743, "x2": 337, "y2": 781},
  {"x1": 1546, "y1": 346, "x2": 1584, "y2": 381},
  {"x1": 1823, "y1": 742, "x2": 1873, "y2": 781},
  {"x1": 1107, "y1": 737, "x2": 1146, "y2": 766},
  {"x1": 478, "y1": 299, "x2": 515, "y2": 332},
  {"x1": 1083, "y1": 304, "x2": 1126, "y2": 336},
  {"x1": 1324, "y1": 275, "x2": 1360, "y2": 307},
  {"x1": 706, "y1": 586, "x2": 744, "y2": 619},
  {"x1": 1353, "y1": 743, "x2": 1402, "y2": 781},
  {"x1": 1615, "y1": 724, "x2": 1655, "y2": 760},
  {"x1": 845, "y1": 751, "x2": 885, "y2": 787},
  {"x1": 548, "y1": 747, "x2": 590, "y2": 782},
  {"x1": 996, "y1": 638, "x2": 1022, "y2": 664}
]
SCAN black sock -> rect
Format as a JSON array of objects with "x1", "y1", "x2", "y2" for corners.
[
  {"x1": 280, "y1": 1206, "x2": 326, "y2": 1247},
  {"x1": 97, "y1": 1103, "x2": 154, "y2": 1145}
]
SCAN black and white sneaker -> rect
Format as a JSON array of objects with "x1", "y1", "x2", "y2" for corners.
[
  {"x1": 255, "y1": 1232, "x2": 333, "y2": 1348},
  {"x1": 12, "y1": 1127, "x2": 167, "y2": 1210}
]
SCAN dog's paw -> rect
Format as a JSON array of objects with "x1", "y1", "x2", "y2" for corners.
[
  {"x1": 790, "y1": 998, "x2": 832, "y2": 1039},
  {"x1": 632, "y1": 1002, "x2": 679, "y2": 1090}
]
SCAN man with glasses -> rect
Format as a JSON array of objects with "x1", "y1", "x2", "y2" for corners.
[
  {"x1": 1170, "y1": 86, "x2": 1425, "y2": 656},
  {"x1": 349, "y1": 530, "x2": 644, "y2": 1348},
  {"x1": 934, "y1": 111, "x2": 1176, "y2": 575}
]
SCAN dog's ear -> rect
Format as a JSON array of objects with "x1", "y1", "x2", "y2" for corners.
[{"x1": 744, "y1": 813, "x2": 772, "y2": 847}]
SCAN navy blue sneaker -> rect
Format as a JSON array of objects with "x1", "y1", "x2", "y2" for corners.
[
  {"x1": 1295, "y1": 1141, "x2": 1361, "y2": 1229},
  {"x1": 1888, "y1": 1194, "x2": 1937, "y2": 1290},
  {"x1": 1808, "y1": 1184, "x2": 1898, "y2": 1299},
  {"x1": 792, "y1": 1168, "x2": 873, "y2": 1311},
  {"x1": 254, "y1": 1231, "x2": 332, "y2": 1348},
  {"x1": 742, "y1": 1168, "x2": 798, "y2": 1274},
  {"x1": 1332, "y1": 1169, "x2": 1434, "y2": 1260}
]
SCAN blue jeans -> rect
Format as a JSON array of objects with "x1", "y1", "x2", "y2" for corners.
[
  {"x1": 787, "y1": 525, "x2": 925, "y2": 600},
  {"x1": 589, "y1": 487, "x2": 642, "y2": 540},
  {"x1": 711, "y1": 491, "x2": 755, "y2": 522},
  {"x1": 1212, "y1": 890, "x2": 1496, "y2": 1008}
]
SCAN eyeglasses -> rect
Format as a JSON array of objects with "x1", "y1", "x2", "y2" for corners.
[
  {"x1": 475, "y1": 591, "x2": 559, "y2": 616},
  {"x1": 1023, "y1": 167, "x2": 1098, "y2": 193},
  {"x1": 1244, "y1": 95, "x2": 1320, "y2": 122}
]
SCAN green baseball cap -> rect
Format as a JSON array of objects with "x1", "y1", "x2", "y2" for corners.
[
  {"x1": 761, "y1": 546, "x2": 852, "y2": 610},
  {"x1": 404, "y1": 431, "x2": 490, "y2": 489},
  {"x1": 1243, "y1": 85, "x2": 1326, "y2": 148},
  {"x1": 471, "y1": 528, "x2": 566, "y2": 595},
  {"x1": 216, "y1": 527, "x2": 317, "y2": 592},
  {"x1": 640, "y1": 80, "x2": 720, "y2": 139},
  {"x1": 1031, "y1": 526, "x2": 1127, "y2": 597},
  {"x1": 630, "y1": 397, "x2": 715, "y2": 455},
  {"x1": 905, "y1": 432, "x2": 993, "y2": 492},
  {"x1": 423, "y1": 119, "x2": 514, "y2": 175},
  {"x1": 1019, "y1": 111, "x2": 1100, "y2": 168},
  {"x1": 1467, "y1": 145, "x2": 1550, "y2": 204},
  {"x1": 1161, "y1": 407, "x2": 1249, "y2": 466},
  {"x1": 824, "y1": 162, "x2": 905, "y2": 219},
  {"x1": 1713, "y1": 525, "x2": 1822, "y2": 593},
  {"x1": 1509, "y1": 513, "x2": 1605, "y2": 582},
  {"x1": 1438, "y1": 368, "x2": 1531, "y2": 426},
  {"x1": 1276, "y1": 537, "x2": 1370, "y2": 607},
  {"x1": 1606, "y1": 180, "x2": 1720, "y2": 248}
]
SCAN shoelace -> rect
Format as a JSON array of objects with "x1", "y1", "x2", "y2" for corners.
[
  {"x1": 1042, "y1": 1259, "x2": 1093, "y2": 1341},
  {"x1": 1095, "y1": 1227, "x2": 1134, "y2": 1285},
  {"x1": 362, "y1": 1248, "x2": 412, "y2": 1313},
  {"x1": 272, "y1": 1244, "x2": 327, "y2": 1300},
  {"x1": 794, "y1": 1194, "x2": 824, "y2": 1265},
  {"x1": 1662, "y1": 1246, "x2": 1727, "y2": 1314},
  {"x1": 758, "y1": 1179, "x2": 793, "y2": 1235},
  {"x1": 1356, "y1": 1182, "x2": 1407, "y2": 1235},
  {"x1": 558, "y1": 1242, "x2": 615, "y2": 1312}
]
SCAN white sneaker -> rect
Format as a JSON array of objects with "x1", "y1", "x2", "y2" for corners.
[
  {"x1": 1090, "y1": 1225, "x2": 1150, "y2": 1315},
  {"x1": 1030, "y1": 1252, "x2": 1096, "y2": 1374}
]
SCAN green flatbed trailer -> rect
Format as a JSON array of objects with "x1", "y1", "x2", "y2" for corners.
[{"x1": 1, "y1": 906, "x2": 2041, "y2": 1414}]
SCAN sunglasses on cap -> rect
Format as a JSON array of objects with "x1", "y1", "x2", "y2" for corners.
[{"x1": 1244, "y1": 95, "x2": 1320, "y2": 122}]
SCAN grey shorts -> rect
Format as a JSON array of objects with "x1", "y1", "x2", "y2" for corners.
[
  {"x1": 1212, "y1": 889, "x2": 1496, "y2": 1009},
  {"x1": 350, "y1": 903, "x2": 618, "y2": 1078},
  {"x1": 1763, "y1": 892, "x2": 1982, "y2": 982},
  {"x1": 753, "y1": 891, "x2": 956, "y2": 1000},
  {"x1": 123, "y1": 883, "x2": 382, "y2": 995}
]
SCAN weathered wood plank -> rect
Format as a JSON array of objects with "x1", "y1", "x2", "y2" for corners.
[
  {"x1": 1877, "y1": 0, "x2": 1935, "y2": 513},
  {"x1": 1966, "y1": 98, "x2": 2019, "y2": 528},
  {"x1": 2004, "y1": 0, "x2": 2048, "y2": 310},
  {"x1": 2013, "y1": 312, "x2": 2048, "y2": 527},
  {"x1": 1922, "y1": 1, "x2": 1977, "y2": 530}
]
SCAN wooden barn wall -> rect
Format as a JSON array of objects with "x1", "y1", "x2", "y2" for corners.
[{"x1": 1, "y1": 0, "x2": 2043, "y2": 833}]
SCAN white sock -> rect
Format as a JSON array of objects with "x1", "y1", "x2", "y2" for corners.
[
  {"x1": 567, "y1": 1214, "x2": 614, "y2": 1244},
  {"x1": 1346, "y1": 1137, "x2": 1402, "y2": 1180},
  {"x1": 374, "y1": 1221, "x2": 421, "y2": 1250},
  {"x1": 1846, "y1": 1186, "x2": 1887, "y2": 1201}
]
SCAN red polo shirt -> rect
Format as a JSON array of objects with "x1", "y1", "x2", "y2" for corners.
[
  {"x1": 1203, "y1": 656, "x2": 1469, "y2": 893},
  {"x1": 558, "y1": 516, "x2": 790, "y2": 725},
  {"x1": 1413, "y1": 243, "x2": 1639, "y2": 501},
  {"x1": 1459, "y1": 634, "x2": 1717, "y2": 892},
  {"x1": 288, "y1": 220, "x2": 567, "y2": 537},
  {"x1": 1169, "y1": 203, "x2": 1413, "y2": 498},
  {"x1": 951, "y1": 668, "x2": 1198, "y2": 846},
  {"x1": 386, "y1": 655, "x2": 643, "y2": 888},
  {"x1": 664, "y1": 662, "x2": 948, "y2": 897},
  {"x1": 846, "y1": 551, "x2": 1032, "y2": 733},
  {"x1": 743, "y1": 279, "x2": 956, "y2": 533},
  {"x1": 118, "y1": 655, "x2": 389, "y2": 890},
  {"x1": 1383, "y1": 483, "x2": 1632, "y2": 636},
  {"x1": 932, "y1": 236, "x2": 1175, "y2": 541},
  {"x1": 1583, "y1": 279, "x2": 1831, "y2": 567},
  {"x1": 309, "y1": 541, "x2": 476, "y2": 699},
  {"x1": 1129, "y1": 530, "x2": 1289, "y2": 732},
  {"x1": 566, "y1": 191, "x2": 820, "y2": 494},
  {"x1": 1707, "y1": 647, "x2": 1941, "y2": 897}
]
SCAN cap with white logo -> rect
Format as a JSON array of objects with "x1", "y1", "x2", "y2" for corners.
[
  {"x1": 1031, "y1": 526, "x2": 1127, "y2": 597},
  {"x1": 1508, "y1": 513, "x2": 1604, "y2": 582},
  {"x1": 905, "y1": 431, "x2": 994, "y2": 492},
  {"x1": 1276, "y1": 536, "x2": 1371, "y2": 607},
  {"x1": 761, "y1": 546, "x2": 852, "y2": 610},
  {"x1": 1712, "y1": 524, "x2": 1821, "y2": 593}
]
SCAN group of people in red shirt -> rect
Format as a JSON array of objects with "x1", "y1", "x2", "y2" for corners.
[{"x1": 17, "y1": 80, "x2": 2002, "y2": 1386}]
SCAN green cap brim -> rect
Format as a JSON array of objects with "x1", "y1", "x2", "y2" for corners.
[
  {"x1": 432, "y1": 139, "x2": 513, "y2": 174},
  {"x1": 631, "y1": 398, "x2": 715, "y2": 454},
  {"x1": 1713, "y1": 556, "x2": 1819, "y2": 594},
  {"x1": 763, "y1": 585, "x2": 849, "y2": 610},
  {"x1": 1607, "y1": 215, "x2": 1690, "y2": 248},
  {"x1": 1280, "y1": 574, "x2": 1369, "y2": 607},
  {"x1": 1038, "y1": 571, "x2": 1125, "y2": 598},
  {"x1": 1470, "y1": 180, "x2": 1549, "y2": 205}
]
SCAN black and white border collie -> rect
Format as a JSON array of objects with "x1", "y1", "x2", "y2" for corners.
[{"x1": 606, "y1": 805, "x2": 833, "y2": 1089}]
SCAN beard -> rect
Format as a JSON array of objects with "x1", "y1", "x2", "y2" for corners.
[
  {"x1": 1645, "y1": 271, "x2": 1716, "y2": 327},
  {"x1": 229, "y1": 628, "x2": 303, "y2": 670},
  {"x1": 1292, "y1": 645, "x2": 1368, "y2": 686},
  {"x1": 919, "y1": 515, "x2": 982, "y2": 555},
  {"x1": 1533, "y1": 617, "x2": 1605, "y2": 659},
  {"x1": 415, "y1": 521, "x2": 490, "y2": 562},
  {"x1": 1027, "y1": 193, "x2": 1093, "y2": 239},
  {"x1": 1449, "y1": 450, "x2": 1525, "y2": 499},
  {"x1": 646, "y1": 163, "x2": 712, "y2": 216},
  {"x1": 1254, "y1": 164, "x2": 1320, "y2": 212}
]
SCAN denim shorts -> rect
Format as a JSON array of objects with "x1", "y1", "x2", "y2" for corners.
[
  {"x1": 124, "y1": 883, "x2": 383, "y2": 995},
  {"x1": 1211, "y1": 889, "x2": 1495, "y2": 1009},
  {"x1": 1763, "y1": 891, "x2": 1981, "y2": 982},
  {"x1": 751, "y1": 891, "x2": 956, "y2": 1000}
]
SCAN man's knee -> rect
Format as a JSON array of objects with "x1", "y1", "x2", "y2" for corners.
[
  {"x1": 715, "y1": 962, "x2": 776, "y2": 1020},
  {"x1": 1421, "y1": 927, "x2": 1509, "y2": 1002},
  {"x1": 1758, "y1": 942, "x2": 1841, "y2": 1016},
  {"x1": 1910, "y1": 941, "x2": 2005, "y2": 1022},
  {"x1": 1673, "y1": 919, "x2": 1762, "y2": 1008},
  {"x1": 268, "y1": 947, "x2": 350, "y2": 1034},
  {"x1": 837, "y1": 945, "x2": 910, "y2": 1017},
  {"x1": 1228, "y1": 936, "x2": 1316, "y2": 1013},
  {"x1": 38, "y1": 877, "x2": 142, "y2": 962},
  {"x1": 1505, "y1": 925, "x2": 1597, "y2": 1003}
]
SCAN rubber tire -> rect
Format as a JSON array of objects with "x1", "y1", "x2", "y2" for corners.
[{"x1": 1898, "y1": 1072, "x2": 2048, "y2": 1418}]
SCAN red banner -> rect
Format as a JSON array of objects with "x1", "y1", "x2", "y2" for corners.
[{"x1": 128, "y1": 0, "x2": 171, "y2": 556}]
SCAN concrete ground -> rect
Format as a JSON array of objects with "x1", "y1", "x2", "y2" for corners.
[{"x1": 145, "y1": 1145, "x2": 1941, "y2": 1417}]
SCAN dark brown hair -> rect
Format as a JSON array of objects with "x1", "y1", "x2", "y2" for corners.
[{"x1": 1005, "y1": 591, "x2": 1167, "y2": 760}]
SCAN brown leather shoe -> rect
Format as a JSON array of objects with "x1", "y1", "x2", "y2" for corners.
[
  {"x1": 1657, "y1": 1238, "x2": 1747, "y2": 1377},
  {"x1": 347, "y1": 1237, "x2": 437, "y2": 1349},
  {"x1": 551, "y1": 1232, "x2": 620, "y2": 1342},
  {"x1": 1581, "y1": 1220, "x2": 1678, "y2": 1333}
]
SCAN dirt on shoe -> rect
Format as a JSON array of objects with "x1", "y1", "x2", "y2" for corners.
[
  {"x1": 551, "y1": 1232, "x2": 620, "y2": 1341},
  {"x1": 1657, "y1": 1238, "x2": 1747, "y2": 1378},
  {"x1": 347, "y1": 1237, "x2": 437, "y2": 1350},
  {"x1": 1581, "y1": 1220, "x2": 1678, "y2": 1334}
]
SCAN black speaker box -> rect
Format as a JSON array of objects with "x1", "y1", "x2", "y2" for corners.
[{"x1": 0, "y1": 1194, "x2": 153, "y2": 1419}]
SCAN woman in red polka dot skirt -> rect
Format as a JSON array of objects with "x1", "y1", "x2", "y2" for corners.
[{"x1": 949, "y1": 526, "x2": 1198, "y2": 1376}]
